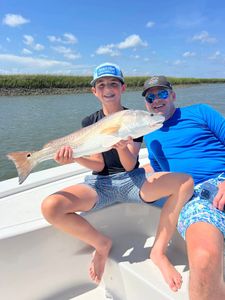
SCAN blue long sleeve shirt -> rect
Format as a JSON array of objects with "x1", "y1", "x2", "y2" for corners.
[{"x1": 144, "y1": 104, "x2": 225, "y2": 184}]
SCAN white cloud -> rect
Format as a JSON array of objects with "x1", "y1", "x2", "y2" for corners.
[
  {"x1": 146, "y1": 21, "x2": 155, "y2": 28},
  {"x1": 23, "y1": 35, "x2": 44, "y2": 51},
  {"x1": 130, "y1": 54, "x2": 140, "y2": 59},
  {"x1": 209, "y1": 51, "x2": 221, "y2": 60},
  {"x1": 0, "y1": 54, "x2": 71, "y2": 68},
  {"x1": 95, "y1": 34, "x2": 147, "y2": 57},
  {"x1": 63, "y1": 33, "x2": 77, "y2": 44},
  {"x1": 48, "y1": 35, "x2": 61, "y2": 43},
  {"x1": 117, "y1": 34, "x2": 148, "y2": 49},
  {"x1": 2, "y1": 14, "x2": 30, "y2": 27},
  {"x1": 96, "y1": 44, "x2": 120, "y2": 56},
  {"x1": 33, "y1": 43, "x2": 44, "y2": 51},
  {"x1": 192, "y1": 31, "x2": 217, "y2": 43},
  {"x1": 174, "y1": 60, "x2": 183, "y2": 65},
  {"x1": 23, "y1": 35, "x2": 34, "y2": 46},
  {"x1": 48, "y1": 33, "x2": 77, "y2": 44},
  {"x1": 52, "y1": 46, "x2": 81, "y2": 60},
  {"x1": 183, "y1": 51, "x2": 196, "y2": 57},
  {"x1": 22, "y1": 48, "x2": 32, "y2": 55}
]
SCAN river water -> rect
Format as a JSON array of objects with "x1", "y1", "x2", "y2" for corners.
[{"x1": 1, "y1": 83, "x2": 225, "y2": 182}]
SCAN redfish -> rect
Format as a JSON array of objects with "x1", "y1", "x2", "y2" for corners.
[{"x1": 7, "y1": 109, "x2": 164, "y2": 184}]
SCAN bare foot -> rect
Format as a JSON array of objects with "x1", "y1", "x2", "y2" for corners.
[
  {"x1": 89, "y1": 239, "x2": 112, "y2": 284},
  {"x1": 150, "y1": 252, "x2": 183, "y2": 292}
]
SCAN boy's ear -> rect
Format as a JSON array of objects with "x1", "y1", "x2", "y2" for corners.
[
  {"x1": 91, "y1": 86, "x2": 96, "y2": 95},
  {"x1": 121, "y1": 83, "x2": 126, "y2": 92}
]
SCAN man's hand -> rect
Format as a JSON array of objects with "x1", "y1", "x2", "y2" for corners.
[
  {"x1": 54, "y1": 146, "x2": 74, "y2": 165},
  {"x1": 213, "y1": 181, "x2": 225, "y2": 211}
]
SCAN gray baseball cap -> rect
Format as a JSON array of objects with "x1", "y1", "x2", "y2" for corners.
[{"x1": 142, "y1": 76, "x2": 173, "y2": 96}]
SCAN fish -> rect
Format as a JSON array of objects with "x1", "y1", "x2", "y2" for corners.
[{"x1": 7, "y1": 109, "x2": 164, "y2": 184}]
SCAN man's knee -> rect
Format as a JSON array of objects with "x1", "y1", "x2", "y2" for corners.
[
  {"x1": 187, "y1": 231, "x2": 221, "y2": 280},
  {"x1": 191, "y1": 246, "x2": 217, "y2": 270}
]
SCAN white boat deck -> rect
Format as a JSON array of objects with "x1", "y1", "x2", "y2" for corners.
[{"x1": 0, "y1": 149, "x2": 224, "y2": 300}]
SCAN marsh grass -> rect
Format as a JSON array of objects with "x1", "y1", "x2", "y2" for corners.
[
  {"x1": 0, "y1": 75, "x2": 92, "y2": 88},
  {"x1": 0, "y1": 74, "x2": 225, "y2": 90}
]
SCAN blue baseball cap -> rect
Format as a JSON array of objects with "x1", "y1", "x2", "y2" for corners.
[{"x1": 90, "y1": 62, "x2": 125, "y2": 86}]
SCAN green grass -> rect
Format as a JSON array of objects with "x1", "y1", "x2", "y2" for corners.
[
  {"x1": 0, "y1": 75, "x2": 92, "y2": 88},
  {"x1": 0, "y1": 74, "x2": 225, "y2": 89}
]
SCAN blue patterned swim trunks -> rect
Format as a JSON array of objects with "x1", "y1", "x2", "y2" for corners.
[{"x1": 177, "y1": 173, "x2": 225, "y2": 239}]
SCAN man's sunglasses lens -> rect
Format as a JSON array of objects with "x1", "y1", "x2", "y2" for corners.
[{"x1": 146, "y1": 90, "x2": 169, "y2": 103}]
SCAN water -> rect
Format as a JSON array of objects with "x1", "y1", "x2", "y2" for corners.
[{"x1": 1, "y1": 83, "x2": 225, "y2": 182}]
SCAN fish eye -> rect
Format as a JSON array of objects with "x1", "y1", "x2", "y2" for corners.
[{"x1": 150, "y1": 113, "x2": 154, "y2": 117}]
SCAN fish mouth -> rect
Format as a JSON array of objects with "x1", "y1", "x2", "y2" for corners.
[
  {"x1": 149, "y1": 119, "x2": 164, "y2": 128},
  {"x1": 153, "y1": 121, "x2": 163, "y2": 126}
]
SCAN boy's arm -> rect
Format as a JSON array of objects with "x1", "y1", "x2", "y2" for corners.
[
  {"x1": 113, "y1": 138, "x2": 141, "y2": 171},
  {"x1": 142, "y1": 163, "x2": 155, "y2": 173},
  {"x1": 73, "y1": 154, "x2": 104, "y2": 172}
]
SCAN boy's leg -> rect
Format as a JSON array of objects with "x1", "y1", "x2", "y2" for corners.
[
  {"x1": 41, "y1": 183, "x2": 112, "y2": 284},
  {"x1": 186, "y1": 222, "x2": 225, "y2": 300},
  {"x1": 140, "y1": 172, "x2": 194, "y2": 291}
]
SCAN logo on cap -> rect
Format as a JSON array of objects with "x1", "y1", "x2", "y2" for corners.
[
  {"x1": 149, "y1": 76, "x2": 160, "y2": 85},
  {"x1": 96, "y1": 65, "x2": 118, "y2": 77}
]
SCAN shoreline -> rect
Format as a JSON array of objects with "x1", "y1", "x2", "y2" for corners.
[
  {"x1": 0, "y1": 87, "x2": 92, "y2": 97},
  {"x1": 0, "y1": 87, "x2": 144, "y2": 97}
]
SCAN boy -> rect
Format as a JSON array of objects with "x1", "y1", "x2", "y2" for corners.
[{"x1": 41, "y1": 64, "x2": 193, "y2": 291}]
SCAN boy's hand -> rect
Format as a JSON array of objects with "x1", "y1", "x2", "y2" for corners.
[
  {"x1": 213, "y1": 181, "x2": 225, "y2": 211},
  {"x1": 54, "y1": 146, "x2": 74, "y2": 164},
  {"x1": 112, "y1": 136, "x2": 132, "y2": 150}
]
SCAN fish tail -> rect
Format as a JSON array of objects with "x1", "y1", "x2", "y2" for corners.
[{"x1": 7, "y1": 151, "x2": 37, "y2": 184}]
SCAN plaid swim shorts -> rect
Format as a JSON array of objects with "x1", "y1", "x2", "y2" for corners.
[{"x1": 84, "y1": 167, "x2": 148, "y2": 212}]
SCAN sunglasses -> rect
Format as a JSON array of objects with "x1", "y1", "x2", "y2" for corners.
[{"x1": 145, "y1": 89, "x2": 169, "y2": 104}]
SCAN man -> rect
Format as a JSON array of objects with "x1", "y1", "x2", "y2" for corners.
[{"x1": 143, "y1": 75, "x2": 225, "y2": 300}]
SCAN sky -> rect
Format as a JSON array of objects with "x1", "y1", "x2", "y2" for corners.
[{"x1": 1, "y1": 0, "x2": 225, "y2": 78}]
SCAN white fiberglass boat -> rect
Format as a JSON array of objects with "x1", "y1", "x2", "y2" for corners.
[{"x1": 0, "y1": 148, "x2": 224, "y2": 300}]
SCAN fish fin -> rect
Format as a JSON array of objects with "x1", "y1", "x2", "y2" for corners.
[
  {"x1": 100, "y1": 125, "x2": 121, "y2": 135},
  {"x1": 43, "y1": 140, "x2": 55, "y2": 148},
  {"x1": 102, "y1": 135, "x2": 122, "y2": 148},
  {"x1": 100, "y1": 125, "x2": 122, "y2": 148},
  {"x1": 7, "y1": 151, "x2": 36, "y2": 184}
]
